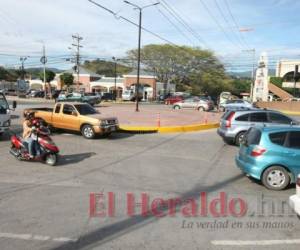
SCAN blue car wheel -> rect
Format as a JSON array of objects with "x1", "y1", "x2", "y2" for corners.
[{"x1": 262, "y1": 166, "x2": 290, "y2": 190}]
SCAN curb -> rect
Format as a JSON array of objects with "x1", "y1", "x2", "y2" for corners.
[{"x1": 119, "y1": 123, "x2": 219, "y2": 134}]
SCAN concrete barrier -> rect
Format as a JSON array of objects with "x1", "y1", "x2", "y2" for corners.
[{"x1": 256, "y1": 101, "x2": 300, "y2": 115}]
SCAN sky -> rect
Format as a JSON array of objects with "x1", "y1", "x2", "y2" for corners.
[{"x1": 1, "y1": 0, "x2": 300, "y2": 71}]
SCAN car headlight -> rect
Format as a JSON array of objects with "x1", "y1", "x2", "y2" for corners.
[
  {"x1": 3, "y1": 120, "x2": 10, "y2": 127},
  {"x1": 100, "y1": 120, "x2": 108, "y2": 126}
]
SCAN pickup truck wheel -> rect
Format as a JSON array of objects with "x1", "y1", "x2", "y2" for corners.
[{"x1": 81, "y1": 125, "x2": 95, "y2": 139}]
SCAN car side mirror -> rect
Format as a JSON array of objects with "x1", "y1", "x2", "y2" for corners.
[
  {"x1": 71, "y1": 111, "x2": 77, "y2": 116},
  {"x1": 12, "y1": 101, "x2": 17, "y2": 109}
]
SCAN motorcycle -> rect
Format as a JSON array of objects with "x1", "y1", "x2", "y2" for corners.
[{"x1": 9, "y1": 124, "x2": 59, "y2": 166}]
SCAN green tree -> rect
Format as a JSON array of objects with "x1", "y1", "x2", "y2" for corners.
[
  {"x1": 229, "y1": 78, "x2": 251, "y2": 95},
  {"x1": 39, "y1": 70, "x2": 55, "y2": 83},
  {"x1": 59, "y1": 73, "x2": 74, "y2": 89},
  {"x1": 126, "y1": 44, "x2": 228, "y2": 96},
  {"x1": 83, "y1": 59, "x2": 132, "y2": 76}
]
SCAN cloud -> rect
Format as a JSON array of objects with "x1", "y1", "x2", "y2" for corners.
[{"x1": 0, "y1": 0, "x2": 299, "y2": 70}]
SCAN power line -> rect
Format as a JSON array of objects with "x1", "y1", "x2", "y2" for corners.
[
  {"x1": 213, "y1": 0, "x2": 248, "y2": 49},
  {"x1": 199, "y1": 0, "x2": 242, "y2": 49},
  {"x1": 159, "y1": 0, "x2": 210, "y2": 48},
  {"x1": 149, "y1": 0, "x2": 195, "y2": 45},
  {"x1": 88, "y1": 0, "x2": 181, "y2": 46},
  {"x1": 223, "y1": 0, "x2": 251, "y2": 49}
]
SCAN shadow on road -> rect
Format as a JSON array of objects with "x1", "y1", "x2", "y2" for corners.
[
  {"x1": 51, "y1": 174, "x2": 244, "y2": 250},
  {"x1": 57, "y1": 152, "x2": 96, "y2": 166}
]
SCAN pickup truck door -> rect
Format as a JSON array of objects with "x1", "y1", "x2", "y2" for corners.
[
  {"x1": 51, "y1": 103, "x2": 63, "y2": 128},
  {"x1": 59, "y1": 104, "x2": 80, "y2": 131}
]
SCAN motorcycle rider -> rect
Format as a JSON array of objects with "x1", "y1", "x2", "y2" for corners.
[{"x1": 23, "y1": 112, "x2": 39, "y2": 158}]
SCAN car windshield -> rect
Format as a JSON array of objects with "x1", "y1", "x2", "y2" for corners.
[
  {"x1": 0, "y1": 93, "x2": 9, "y2": 112},
  {"x1": 74, "y1": 104, "x2": 98, "y2": 115}
]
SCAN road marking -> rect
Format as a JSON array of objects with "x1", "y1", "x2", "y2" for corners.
[
  {"x1": 0, "y1": 232, "x2": 77, "y2": 243},
  {"x1": 211, "y1": 239, "x2": 300, "y2": 246}
]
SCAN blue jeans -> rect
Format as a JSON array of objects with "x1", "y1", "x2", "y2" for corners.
[{"x1": 25, "y1": 138, "x2": 39, "y2": 156}]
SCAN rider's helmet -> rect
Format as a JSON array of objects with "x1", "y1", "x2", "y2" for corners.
[{"x1": 24, "y1": 111, "x2": 35, "y2": 121}]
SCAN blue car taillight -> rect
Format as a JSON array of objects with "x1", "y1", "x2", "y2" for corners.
[{"x1": 250, "y1": 146, "x2": 266, "y2": 157}]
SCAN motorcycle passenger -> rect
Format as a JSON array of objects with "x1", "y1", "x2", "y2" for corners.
[{"x1": 23, "y1": 112, "x2": 39, "y2": 158}]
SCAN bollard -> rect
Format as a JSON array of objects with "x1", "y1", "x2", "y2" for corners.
[
  {"x1": 157, "y1": 112, "x2": 161, "y2": 127},
  {"x1": 204, "y1": 112, "x2": 208, "y2": 124}
]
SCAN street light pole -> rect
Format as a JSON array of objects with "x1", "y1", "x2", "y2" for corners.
[
  {"x1": 112, "y1": 57, "x2": 117, "y2": 101},
  {"x1": 124, "y1": 1, "x2": 159, "y2": 112}
]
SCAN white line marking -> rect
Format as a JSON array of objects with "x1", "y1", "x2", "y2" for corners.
[
  {"x1": 53, "y1": 237, "x2": 77, "y2": 242},
  {"x1": 0, "y1": 232, "x2": 77, "y2": 243},
  {"x1": 0, "y1": 232, "x2": 32, "y2": 240},
  {"x1": 211, "y1": 239, "x2": 300, "y2": 246},
  {"x1": 32, "y1": 235, "x2": 51, "y2": 241}
]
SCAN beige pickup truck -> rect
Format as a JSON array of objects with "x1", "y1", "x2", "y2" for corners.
[{"x1": 25, "y1": 102, "x2": 119, "y2": 139}]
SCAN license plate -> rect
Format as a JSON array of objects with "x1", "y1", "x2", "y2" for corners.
[{"x1": 110, "y1": 127, "x2": 116, "y2": 132}]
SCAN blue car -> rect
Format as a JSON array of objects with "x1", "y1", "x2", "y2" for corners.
[{"x1": 236, "y1": 126, "x2": 300, "y2": 190}]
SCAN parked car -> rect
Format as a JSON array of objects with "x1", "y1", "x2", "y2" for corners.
[
  {"x1": 217, "y1": 109, "x2": 298, "y2": 146},
  {"x1": 57, "y1": 92, "x2": 100, "y2": 106},
  {"x1": 101, "y1": 92, "x2": 114, "y2": 101},
  {"x1": 24, "y1": 103, "x2": 118, "y2": 139},
  {"x1": 289, "y1": 174, "x2": 300, "y2": 218},
  {"x1": 172, "y1": 97, "x2": 214, "y2": 111},
  {"x1": 6, "y1": 89, "x2": 18, "y2": 96},
  {"x1": 165, "y1": 96, "x2": 183, "y2": 105},
  {"x1": 220, "y1": 99, "x2": 254, "y2": 112},
  {"x1": 34, "y1": 90, "x2": 45, "y2": 98},
  {"x1": 122, "y1": 90, "x2": 135, "y2": 101},
  {"x1": 52, "y1": 90, "x2": 62, "y2": 100},
  {"x1": 236, "y1": 126, "x2": 300, "y2": 190}
]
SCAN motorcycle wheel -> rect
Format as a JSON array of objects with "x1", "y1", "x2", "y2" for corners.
[{"x1": 45, "y1": 153, "x2": 58, "y2": 166}]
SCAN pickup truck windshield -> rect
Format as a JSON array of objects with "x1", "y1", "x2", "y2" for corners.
[
  {"x1": 74, "y1": 104, "x2": 97, "y2": 115},
  {"x1": 0, "y1": 94, "x2": 9, "y2": 114}
]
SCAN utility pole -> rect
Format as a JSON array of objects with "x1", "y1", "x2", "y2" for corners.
[
  {"x1": 112, "y1": 57, "x2": 118, "y2": 101},
  {"x1": 71, "y1": 34, "x2": 83, "y2": 91},
  {"x1": 293, "y1": 65, "x2": 299, "y2": 97},
  {"x1": 19, "y1": 57, "x2": 28, "y2": 97},
  {"x1": 40, "y1": 44, "x2": 47, "y2": 98},
  {"x1": 124, "y1": 1, "x2": 160, "y2": 112},
  {"x1": 20, "y1": 57, "x2": 28, "y2": 80}
]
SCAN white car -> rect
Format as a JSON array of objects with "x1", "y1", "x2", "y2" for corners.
[
  {"x1": 289, "y1": 174, "x2": 300, "y2": 218},
  {"x1": 122, "y1": 90, "x2": 135, "y2": 101}
]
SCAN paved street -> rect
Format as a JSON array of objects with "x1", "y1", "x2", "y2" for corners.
[{"x1": 0, "y1": 104, "x2": 299, "y2": 250}]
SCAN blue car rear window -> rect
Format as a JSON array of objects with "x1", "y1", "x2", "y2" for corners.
[{"x1": 247, "y1": 128, "x2": 261, "y2": 145}]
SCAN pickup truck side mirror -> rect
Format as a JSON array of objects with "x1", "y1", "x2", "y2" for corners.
[{"x1": 12, "y1": 101, "x2": 17, "y2": 109}]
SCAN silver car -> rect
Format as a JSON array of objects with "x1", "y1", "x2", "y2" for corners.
[
  {"x1": 173, "y1": 97, "x2": 214, "y2": 111},
  {"x1": 219, "y1": 99, "x2": 254, "y2": 112},
  {"x1": 217, "y1": 109, "x2": 298, "y2": 145}
]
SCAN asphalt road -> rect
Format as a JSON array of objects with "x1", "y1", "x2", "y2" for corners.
[{"x1": 0, "y1": 104, "x2": 299, "y2": 250}]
